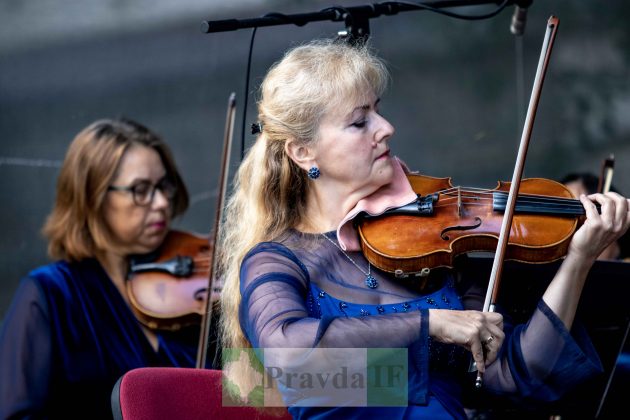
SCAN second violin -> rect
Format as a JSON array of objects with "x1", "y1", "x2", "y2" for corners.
[{"x1": 127, "y1": 229, "x2": 217, "y2": 331}]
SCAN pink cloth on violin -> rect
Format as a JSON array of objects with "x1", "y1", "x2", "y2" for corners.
[{"x1": 336, "y1": 156, "x2": 417, "y2": 251}]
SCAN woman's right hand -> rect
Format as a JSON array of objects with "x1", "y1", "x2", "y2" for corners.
[{"x1": 428, "y1": 309, "x2": 504, "y2": 374}]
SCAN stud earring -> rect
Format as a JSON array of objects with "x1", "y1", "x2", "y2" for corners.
[
  {"x1": 250, "y1": 122, "x2": 263, "y2": 135},
  {"x1": 307, "y1": 167, "x2": 321, "y2": 179}
]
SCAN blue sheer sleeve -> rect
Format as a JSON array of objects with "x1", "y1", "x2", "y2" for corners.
[
  {"x1": 483, "y1": 300, "x2": 602, "y2": 399},
  {"x1": 458, "y1": 264, "x2": 602, "y2": 398},
  {"x1": 0, "y1": 277, "x2": 52, "y2": 418}
]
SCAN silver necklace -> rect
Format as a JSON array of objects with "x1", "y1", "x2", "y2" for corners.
[{"x1": 321, "y1": 234, "x2": 378, "y2": 289}]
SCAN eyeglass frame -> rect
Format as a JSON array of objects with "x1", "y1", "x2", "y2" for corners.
[{"x1": 107, "y1": 176, "x2": 177, "y2": 206}]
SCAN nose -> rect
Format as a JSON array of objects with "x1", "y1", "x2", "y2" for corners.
[
  {"x1": 374, "y1": 112, "x2": 395, "y2": 144},
  {"x1": 151, "y1": 188, "x2": 170, "y2": 210}
]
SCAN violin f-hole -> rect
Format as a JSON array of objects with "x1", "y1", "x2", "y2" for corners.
[{"x1": 440, "y1": 217, "x2": 483, "y2": 240}]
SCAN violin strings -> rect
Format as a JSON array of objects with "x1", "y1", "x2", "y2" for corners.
[
  {"x1": 434, "y1": 187, "x2": 583, "y2": 206},
  {"x1": 493, "y1": 193, "x2": 586, "y2": 210},
  {"x1": 431, "y1": 190, "x2": 586, "y2": 214},
  {"x1": 437, "y1": 186, "x2": 575, "y2": 198},
  {"x1": 436, "y1": 187, "x2": 582, "y2": 205},
  {"x1": 435, "y1": 195, "x2": 585, "y2": 209}
]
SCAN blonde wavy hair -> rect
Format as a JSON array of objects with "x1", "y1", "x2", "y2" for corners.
[
  {"x1": 43, "y1": 118, "x2": 189, "y2": 261},
  {"x1": 218, "y1": 38, "x2": 389, "y2": 402}
]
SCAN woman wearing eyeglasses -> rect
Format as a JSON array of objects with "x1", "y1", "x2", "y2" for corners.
[{"x1": 0, "y1": 118, "x2": 203, "y2": 419}]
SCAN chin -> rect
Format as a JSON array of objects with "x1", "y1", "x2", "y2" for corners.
[
  {"x1": 377, "y1": 165, "x2": 395, "y2": 185},
  {"x1": 130, "y1": 244, "x2": 160, "y2": 257},
  {"x1": 139, "y1": 232, "x2": 169, "y2": 254}
]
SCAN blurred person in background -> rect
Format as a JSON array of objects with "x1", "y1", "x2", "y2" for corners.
[{"x1": 0, "y1": 118, "x2": 213, "y2": 419}]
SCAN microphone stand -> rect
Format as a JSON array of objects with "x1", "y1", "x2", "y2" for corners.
[{"x1": 201, "y1": 0, "x2": 526, "y2": 43}]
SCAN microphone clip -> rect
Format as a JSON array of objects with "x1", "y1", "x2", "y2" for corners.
[{"x1": 510, "y1": 0, "x2": 533, "y2": 36}]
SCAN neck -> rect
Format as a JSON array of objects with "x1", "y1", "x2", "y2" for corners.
[
  {"x1": 96, "y1": 249, "x2": 160, "y2": 351},
  {"x1": 299, "y1": 183, "x2": 369, "y2": 233},
  {"x1": 95, "y1": 250, "x2": 129, "y2": 298}
]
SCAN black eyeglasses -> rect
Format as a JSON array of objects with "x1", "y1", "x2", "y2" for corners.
[{"x1": 108, "y1": 177, "x2": 177, "y2": 206}]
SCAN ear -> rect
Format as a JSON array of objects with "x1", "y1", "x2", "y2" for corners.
[{"x1": 285, "y1": 140, "x2": 316, "y2": 172}]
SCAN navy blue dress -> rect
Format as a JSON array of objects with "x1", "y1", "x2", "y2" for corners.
[
  {"x1": 238, "y1": 230, "x2": 604, "y2": 419},
  {"x1": 0, "y1": 259, "x2": 203, "y2": 419}
]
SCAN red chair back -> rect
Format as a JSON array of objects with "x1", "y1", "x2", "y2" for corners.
[{"x1": 111, "y1": 367, "x2": 291, "y2": 420}]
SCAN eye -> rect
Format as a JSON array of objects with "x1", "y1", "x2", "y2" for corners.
[
  {"x1": 352, "y1": 119, "x2": 367, "y2": 128},
  {"x1": 132, "y1": 181, "x2": 152, "y2": 199},
  {"x1": 157, "y1": 177, "x2": 177, "y2": 198}
]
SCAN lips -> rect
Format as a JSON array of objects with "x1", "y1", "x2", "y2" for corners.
[
  {"x1": 149, "y1": 220, "x2": 167, "y2": 230},
  {"x1": 376, "y1": 150, "x2": 390, "y2": 160}
]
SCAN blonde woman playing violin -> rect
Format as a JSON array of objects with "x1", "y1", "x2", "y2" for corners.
[{"x1": 218, "y1": 39, "x2": 630, "y2": 419}]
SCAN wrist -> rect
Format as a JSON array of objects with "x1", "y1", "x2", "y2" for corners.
[
  {"x1": 563, "y1": 248, "x2": 596, "y2": 270},
  {"x1": 427, "y1": 308, "x2": 438, "y2": 337}
]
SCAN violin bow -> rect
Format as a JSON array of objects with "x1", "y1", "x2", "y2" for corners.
[
  {"x1": 473, "y1": 16, "x2": 560, "y2": 388},
  {"x1": 196, "y1": 92, "x2": 237, "y2": 368},
  {"x1": 597, "y1": 154, "x2": 615, "y2": 194}
]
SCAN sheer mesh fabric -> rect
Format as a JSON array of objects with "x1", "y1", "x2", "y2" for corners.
[
  {"x1": 240, "y1": 231, "x2": 433, "y2": 350},
  {"x1": 239, "y1": 229, "x2": 603, "y2": 406}
]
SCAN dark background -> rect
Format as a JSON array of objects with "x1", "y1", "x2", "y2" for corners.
[{"x1": 1, "y1": 1, "x2": 629, "y2": 321}]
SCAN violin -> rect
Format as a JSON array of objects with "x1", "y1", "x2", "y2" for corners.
[
  {"x1": 357, "y1": 173, "x2": 588, "y2": 278},
  {"x1": 126, "y1": 229, "x2": 221, "y2": 331}
]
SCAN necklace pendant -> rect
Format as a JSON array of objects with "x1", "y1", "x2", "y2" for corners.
[{"x1": 365, "y1": 275, "x2": 378, "y2": 289}]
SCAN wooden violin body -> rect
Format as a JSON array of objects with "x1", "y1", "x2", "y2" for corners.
[
  {"x1": 358, "y1": 173, "x2": 584, "y2": 277},
  {"x1": 127, "y1": 230, "x2": 216, "y2": 331}
]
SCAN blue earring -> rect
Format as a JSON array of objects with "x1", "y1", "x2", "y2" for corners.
[{"x1": 307, "y1": 167, "x2": 320, "y2": 179}]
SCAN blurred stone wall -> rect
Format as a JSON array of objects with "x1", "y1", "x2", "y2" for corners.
[{"x1": 1, "y1": 0, "x2": 629, "y2": 318}]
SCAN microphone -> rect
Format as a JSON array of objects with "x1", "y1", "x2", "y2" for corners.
[{"x1": 510, "y1": 2, "x2": 530, "y2": 36}]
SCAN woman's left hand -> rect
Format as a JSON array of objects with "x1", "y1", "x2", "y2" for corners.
[{"x1": 569, "y1": 192, "x2": 630, "y2": 261}]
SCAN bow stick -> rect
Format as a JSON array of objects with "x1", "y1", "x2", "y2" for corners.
[
  {"x1": 196, "y1": 92, "x2": 237, "y2": 368},
  {"x1": 473, "y1": 16, "x2": 560, "y2": 388}
]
